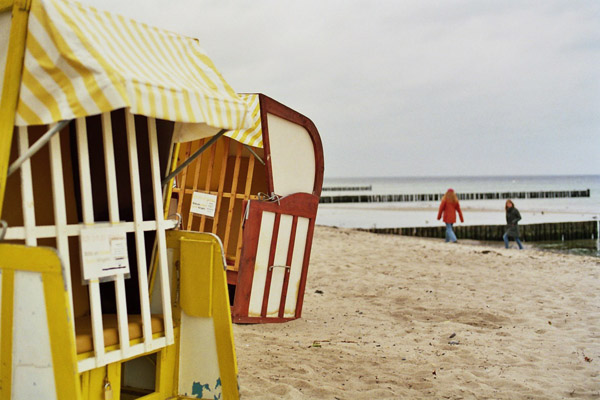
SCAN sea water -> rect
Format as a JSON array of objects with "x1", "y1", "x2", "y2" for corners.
[{"x1": 316, "y1": 175, "x2": 600, "y2": 256}]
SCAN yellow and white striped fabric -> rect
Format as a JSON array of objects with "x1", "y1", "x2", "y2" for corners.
[
  {"x1": 17, "y1": 0, "x2": 251, "y2": 142},
  {"x1": 227, "y1": 94, "x2": 263, "y2": 148}
]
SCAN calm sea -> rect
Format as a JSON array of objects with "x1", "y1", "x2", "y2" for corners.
[{"x1": 317, "y1": 175, "x2": 600, "y2": 257}]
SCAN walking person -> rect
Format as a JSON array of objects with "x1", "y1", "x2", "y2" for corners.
[
  {"x1": 437, "y1": 188, "x2": 464, "y2": 243},
  {"x1": 503, "y1": 199, "x2": 523, "y2": 249}
]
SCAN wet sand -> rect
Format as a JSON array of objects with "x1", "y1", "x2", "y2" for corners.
[{"x1": 316, "y1": 199, "x2": 599, "y2": 228}]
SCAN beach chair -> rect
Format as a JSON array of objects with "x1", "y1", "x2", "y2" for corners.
[
  {"x1": 0, "y1": 0, "x2": 254, "y2": 398},
  {"x1": 169, "y1": 94, "x2": 324, "y2": 323}
]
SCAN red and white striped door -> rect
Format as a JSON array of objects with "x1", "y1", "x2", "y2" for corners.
[{"x1": 232, "y1": 193, "x2": 319, "y2": 323}]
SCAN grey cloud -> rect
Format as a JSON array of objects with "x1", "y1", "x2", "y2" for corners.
[{"x1": 77, "y1": 0, "x2": 600, "y2": 177}]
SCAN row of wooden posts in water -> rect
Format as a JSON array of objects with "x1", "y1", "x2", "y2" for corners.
[
  {"x1": 319, "y1": 189, "x2": 590, "y2": 204},
  {"x1": 322, "y1": 185, "x2": 372, "y2": 191},
  {"x1": 360, "y1": 221, "x2": 599, "y2": 242}
]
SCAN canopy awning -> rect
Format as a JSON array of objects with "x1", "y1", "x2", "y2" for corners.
[
  {"x1": 14, "y1": 0, "x2": 251, "y2": 142},
  {"x1": 227, "y1": 94, "x2": 263, "y2": 148}
]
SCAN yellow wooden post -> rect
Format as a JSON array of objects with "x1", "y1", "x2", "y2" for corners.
[
  {"x1": 208, "y1": 238, "x2": 240, "y2": 400},
  {"x1": 0, "y1": 0, "x2": 31, "y2": 214},
  {"x1": 166, "y1": 231, "x2": 240, "y2": 400},
  {"x1": 156, "y1": 340, "x2": 178, "y2": 398},
  {"x1": 164, "y1": 143, "x2": 181, "y2": 218},
  {"x1": 43, "y1": 270, "x2": 83, "y2": 400},
  {"x1": 0, "y1": 269, "x2": 14, "y2": 400},
  {"x1": 0, "y1": 1, "x2": 14, "y2": 12}
]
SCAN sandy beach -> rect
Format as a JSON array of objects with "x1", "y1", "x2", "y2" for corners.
[{"x1": 234, "y1": 226, "x2": 599, "y2": 399}]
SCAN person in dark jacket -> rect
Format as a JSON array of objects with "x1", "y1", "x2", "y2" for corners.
[
  {"x1": 503, "y1": 199, "x2": 523, "y2": 249},
  {"x1": 437, "y1": 188, "x2": 464, "y2": 243}
]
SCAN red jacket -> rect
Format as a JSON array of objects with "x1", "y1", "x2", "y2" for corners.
[{"x1": 437, "y1": 199, "x2": 464, "y2": 224}]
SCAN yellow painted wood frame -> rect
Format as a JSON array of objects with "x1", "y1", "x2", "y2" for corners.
[
  {"x1": 166, "y1": 230, "x2": 239, "y2": 400},
  {"x1": 180, "y1": 238, "x2": 213, "y2": 317},
  {"x1": 0, "y1": 0, "x2": 31, "y2": 213},
  {"x1": 0, "y1": 244, "x2": 82, "y2": 400},
  {"x1": 78, "y1": 340, "x2": 177, "y2": 400}
]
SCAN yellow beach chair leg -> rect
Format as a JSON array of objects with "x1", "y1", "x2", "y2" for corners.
[
  {"x1": 168, "y1": 231, "x2": 240, "y2": 399},
  {"x1": 209, "y1": 241, "x2": 239, "y2": 400},
  {"x1": 43, "y1": 271, "x2": 82, "y2": 399},
  {"x1": 0, "y1": 0, "x2": 32, "y2": 212},
  {"x1": 0, "y1": 269, "x2": 15, "y2": 400}
]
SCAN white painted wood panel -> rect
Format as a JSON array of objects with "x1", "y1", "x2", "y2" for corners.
[
  {"x1": 12, "y1": 271, "x2": 57, "y2": 400},
  {"x1": 266, "y1": 214, "x2": 292, "y2": 317},
  {"x1": 4, "y1": 220, "x2": 164, "y2": 241},
  {"x1": 147, "y1": 118, "x2": 174, "y2": 345},
  {"x1": 18, "y1": 127, "x2": 36, "y2": 247},
  {"x1": 177, "y1": 312, "x2": 222, "y2": 399},
  {"x1": 284, "y1": 217, "x2": 309, "y2": 317},
  {"x1": 266, "y1": 114, "x2": 315, "y2": 196},
  {"x1": 100, "y1": 113, "x2": 131, "y2": 359},
  {"x1": 76, "y1": 118, "x2": 107, "y2": 367},
  {"x1": 49, "y1": 126, "x2": 74, "y2": 328},
  {"x1": 151, "y1": 248, "x2": 175, "y2": 313},
  {"x1": 125, "y1": 110, "x2": 153, "y2": 352},
  {"x1": 248, "y1": 212, "x2": 275, "y2": 316}
]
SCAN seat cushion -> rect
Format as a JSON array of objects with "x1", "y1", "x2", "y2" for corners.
[{"x1": 75, "y1": 314, "x2": 164, "y2": 354}]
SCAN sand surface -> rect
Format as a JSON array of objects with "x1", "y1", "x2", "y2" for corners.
[{"x1": 234, "y1": 226, "x2": 599, "y2": 399}]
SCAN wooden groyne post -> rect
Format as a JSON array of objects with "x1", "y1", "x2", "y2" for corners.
[
  {"x1": 320, "y1": 189, "x2": 591, "y2": 204},
  {"x1": 322, "y1": 185, "x2": 372, "y2": 192},
  {"x1": 360, "y1": 220, "x2": 598, "y2": 242}
]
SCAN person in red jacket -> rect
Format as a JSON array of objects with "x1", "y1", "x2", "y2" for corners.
[{"x1": 437, "y1": 188, "x2": 464, "y2": 243}]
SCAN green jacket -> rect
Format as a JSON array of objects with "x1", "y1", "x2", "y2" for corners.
[{"x1": 505, "y1": 207, "x2": 521, "y2": 237}]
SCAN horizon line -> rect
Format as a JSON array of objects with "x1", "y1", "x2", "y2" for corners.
[{"x1": 324, "y1": 173, "x2": 600, "y2": 180}]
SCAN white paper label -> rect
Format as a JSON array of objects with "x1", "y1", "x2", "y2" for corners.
[
  {"x1": 80, "y1": 226, "x2": 130, "y2": 281},
  {"x1": 190, "y1": 192, "x2": 217, "y2": 217}
]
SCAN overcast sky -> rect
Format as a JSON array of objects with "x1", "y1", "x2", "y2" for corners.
[{"x1": 78, "y1": 0, "x2": 600, "y2": 178}]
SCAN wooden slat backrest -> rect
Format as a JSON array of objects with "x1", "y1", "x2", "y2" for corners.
[
  {"x1": 172, "y1": 137, "x2": 265, "y2": 271},
  {"x1": 3, "y1": 110, "x2": 174, "y2": 372}
]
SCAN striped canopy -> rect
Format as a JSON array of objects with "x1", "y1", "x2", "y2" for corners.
[
  {"x1": 228, "y1": 94, "x2": 263, "y2": 148},
  {"x1": 15, "y1": 0, "x2": 251, "y2": 142}
]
